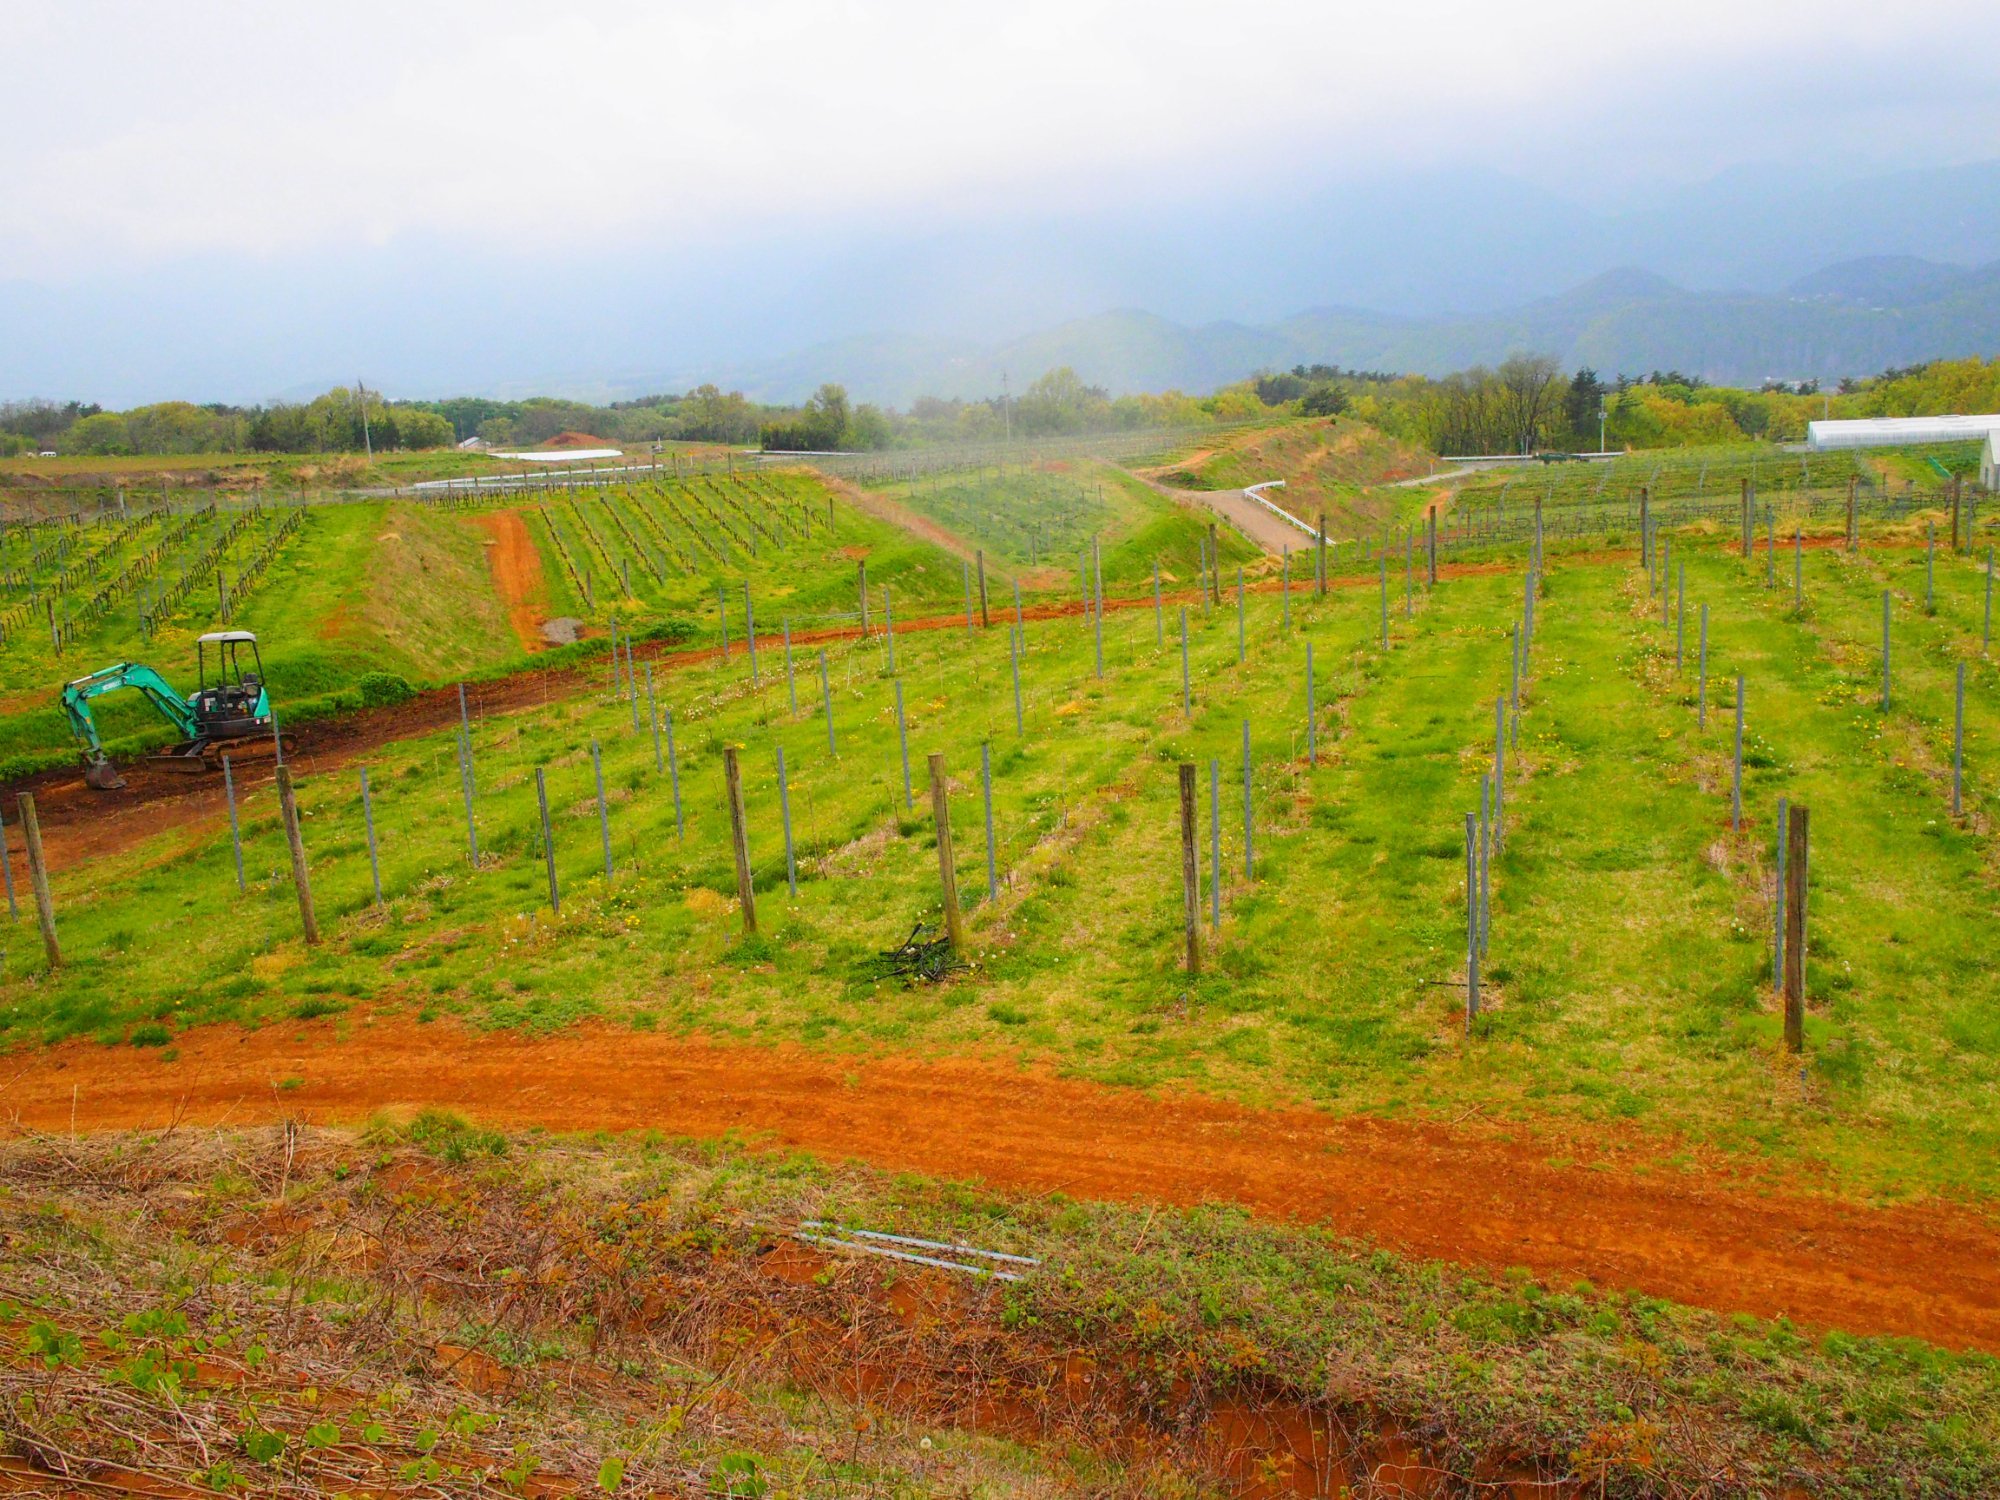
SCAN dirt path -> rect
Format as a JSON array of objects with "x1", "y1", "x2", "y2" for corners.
[
  {"x1": 1131, "y1": 472, "x2": 1305, "y2": 555},
  {"x1": 821, "y1": 474, "x2": 980, "y2": 565},
  {"x1": 5, "y1": 1017, "x2": 1997, "y2": 1354},
  {"x1": 473, "y1": 509, "x2": 548, "y2": 653}
]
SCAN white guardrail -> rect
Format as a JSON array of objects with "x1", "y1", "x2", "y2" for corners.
[{"x1": 1243, "y1": 479, "x2": 1319, "y2": 538}]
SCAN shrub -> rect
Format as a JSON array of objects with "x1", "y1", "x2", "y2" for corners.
[{"x1": 356, "y1": 671, "x2": 417, "y2": 709}]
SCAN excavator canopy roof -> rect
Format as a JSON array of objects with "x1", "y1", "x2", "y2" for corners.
[{"x1": 196, "y1": 630, "x2": 259, "y2": 645}]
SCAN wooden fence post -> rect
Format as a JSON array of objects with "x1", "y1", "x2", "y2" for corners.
[
  {"x1": 724, "y1": 745, "x2": 757, "y2": 936},
  {"x1": 1783, "y1": 805, "x2": 1809, "y2": 1053},
  {"x1": 275, "y1": 765, "x2": 318, "y2": 946},
  {"x1": 928, "y1": 752, "x2": 964, "y2": 949},
  {"x1": 17, "y1": 794, "x2": 59, "y2": 968},
  {"x1": 1179, "y1": 762, "x2": 1200, "y2": 975}
]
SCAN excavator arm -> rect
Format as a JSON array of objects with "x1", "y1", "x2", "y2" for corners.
[{"x1": 60, "y1": 664, "x2": 200, "y2": 789}]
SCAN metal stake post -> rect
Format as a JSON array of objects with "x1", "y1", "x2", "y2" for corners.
[
  {"x1": 665, "y1": 707, "x2": 684, "y2": 840},
  {"x1": 981, "y1": 741, "x2": 998, "y2": 902},
  {"x1": 819, "y1": 650, "x2": 836, "y2": 755},
  {"x1": 1241, "y1": 720, "x2": 1254, "y2": 879},
  {"x1": 360, "y1": 766, "x2": 382, "y2": 906},
  {"x1": 1733, "y1": 676, "x2": 1745, "y2": 832},
  {"x1": 777, "y1": 746, "x2": 797, "y2": 897},
  {"x1": 536, "y1": 767, "x2": 559, "y2": 912},
  {"x1": 591, "y1": 740, "x2": 612, "y2": 878},
  {"x1": 1209, "y1": 758, "x2": 1221, "y2": 928},
  {"x1": 895, "y1": 679, "x2": 913, "y2": 810},
  {"x1": 1180, "y1": 608, "x2": 1191, "y2": 715},
  {"x1": 222, "y1": 754, "x2": 245, "y2": 892}
]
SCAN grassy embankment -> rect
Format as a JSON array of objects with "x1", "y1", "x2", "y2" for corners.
[
  {"x1": 0, "y1": 472, "x2": 980, "y2": 776},
  {"x1": 1141, "y1": 416, "x2": 1439, "y2": 536}
]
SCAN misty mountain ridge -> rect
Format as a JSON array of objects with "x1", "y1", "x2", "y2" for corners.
[{"x1": 694, "y1": 256, "x2": 2000, "y2": 406}]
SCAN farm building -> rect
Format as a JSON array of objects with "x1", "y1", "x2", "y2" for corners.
[{"x1": 1806, "y1": 414, "x2": 2000, "y2": 450}]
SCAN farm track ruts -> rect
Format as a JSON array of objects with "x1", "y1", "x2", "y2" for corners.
[
  {"x1": 4, "y1": 536, "x2": 1933, "y2": 874},
  {"x1": 4, "y1": 1016, "x2": 1998, "y2": 1355}
]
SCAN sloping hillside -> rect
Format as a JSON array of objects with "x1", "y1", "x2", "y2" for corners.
[{"x1": 1141, "y1": 417, "x2": 1437, "y2": 537}]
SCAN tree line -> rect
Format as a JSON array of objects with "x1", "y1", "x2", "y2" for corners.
[
  {"x1": 1251, "y1": 354, "x2": 2000, "y2": 454},
  {"x1": 10, "y1": 353, "x2": 1996, "y2": 463}
]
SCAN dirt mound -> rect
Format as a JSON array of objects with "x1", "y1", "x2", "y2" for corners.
[
  {"x1": 542, "y1": 430, "x2": 614, "y2": 449},
  {"x1": 10, "y1": 1016, "x2": 1999, "y2": 1356}
]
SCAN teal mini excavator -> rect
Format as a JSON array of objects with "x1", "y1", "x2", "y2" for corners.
[{"x1": 60, "y1": 630, "x2": 292, "y2": 791}]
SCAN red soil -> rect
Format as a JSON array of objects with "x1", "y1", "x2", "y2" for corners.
[
  {"x1": 473, "y1": 508, "x2": 548, "y2": 653},
  {"x1": 6, "y1": 1017, "x2": 1997, "y2": 1356}
]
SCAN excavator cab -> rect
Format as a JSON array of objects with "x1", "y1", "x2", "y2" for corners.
[{"x1": 190, "y1": 631, "x2": 272, "y2": 739}]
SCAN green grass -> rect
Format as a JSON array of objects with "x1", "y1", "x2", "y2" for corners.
[
  {"x1": 0, "y1": 471, "x2": 1000, "y2": 773},
  {"x1": 870, "y1": 458, "x2": 1259, "y2": 587},
  {"x1": 6, "y1": 515, "x2": 1998, "y2": 1202}
]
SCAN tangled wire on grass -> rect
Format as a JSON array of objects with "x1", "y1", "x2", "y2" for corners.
[{"x1": 874, "y1": 921, "x2": 966, "y2": 986}]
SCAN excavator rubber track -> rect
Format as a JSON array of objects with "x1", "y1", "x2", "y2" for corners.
[{"x1": 150, "y1": 732, "x2": 297, "y2": 774}]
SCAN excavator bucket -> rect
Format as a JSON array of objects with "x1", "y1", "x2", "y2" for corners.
[{"x1": 84, "y1": 757, "x2": 128, "y2": 792}]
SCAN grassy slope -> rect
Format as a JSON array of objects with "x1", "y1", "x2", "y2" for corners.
[
  {"x1": 8, "y1": 1121, "x2": 1995, "y2": 1498},
  {"x1": 0, "y1": 473, "x2": 983, "y2": 774},
  {"x1": 7, "y1": 523, "x2": 1999, "y2": 1199},
  {"x1": 1144, "y1": 416, "x2": 1438, "y2": 536},
  {"x1": 0, "y1": 502, "x2": 534, "y2": 773},
  {"x1": 863, "y1": 459, "x2": 1257, "y2": 589}
]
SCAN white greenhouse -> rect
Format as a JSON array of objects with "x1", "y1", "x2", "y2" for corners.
[
  {"x1": 1983, "y1": 432, "x2": 1998, "y2": 491},
  {"x1": 1806, "y1": 414, "x2": 2000, "y2": 450}
]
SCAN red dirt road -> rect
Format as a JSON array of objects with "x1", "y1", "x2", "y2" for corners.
[
  {"x1": 473, "y1": 508, "x2": 550, "y2": 654},
  {"x1": 6, "y1": 1018, "x2": 1997, "y2": 1355}
]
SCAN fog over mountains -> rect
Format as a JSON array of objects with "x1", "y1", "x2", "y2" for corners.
[
  {"x1": 703, "y1": 256, "x2": 2000, "y2": 405},
  {"x1": 6, "y1": 159, "x2": 2000, "y2": 407}
]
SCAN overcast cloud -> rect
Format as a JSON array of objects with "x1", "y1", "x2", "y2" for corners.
[
  {"x1": 6, "y1": 0, "x2": 1999, "y2": 277},
  {"x1": 4, "y1": 1, "x2": 1999, "y2": 403}
]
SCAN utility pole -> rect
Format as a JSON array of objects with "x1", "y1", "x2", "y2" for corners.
[
  {"x1": 1597, "y1": 402, "x2": 1607, "y2": 455},
  {"x1": 356, "y1": 379, "x2": 373, "y2": 462},
  {"x1": 1000, "y1": 370, "x2": 1012, "y2": 444}
]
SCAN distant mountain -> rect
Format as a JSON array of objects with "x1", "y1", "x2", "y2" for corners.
[
  {"x1": 8, "y1": 158, "x2": 2000, "y2": 407},
  {"x1": 702, "y1": 257, "x2": 2000, "y2": 404}
]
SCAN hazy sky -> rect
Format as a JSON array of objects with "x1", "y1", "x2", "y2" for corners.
[{"x1": 5, "y1": 1, "x2": 1999, "y2": 401}]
